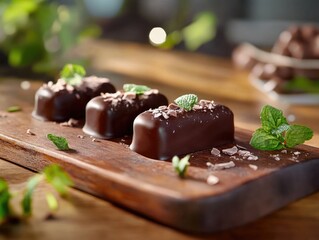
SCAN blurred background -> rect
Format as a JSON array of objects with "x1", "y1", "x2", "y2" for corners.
[{"x1": 1, "y1": 0, "x2": 319, "y2": 76}]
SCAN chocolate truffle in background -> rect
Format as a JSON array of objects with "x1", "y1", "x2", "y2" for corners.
[
  {"x1": 272, "y1": 25, "x2": 319, "y2": 59},
  {"x1": 232, "y1": 44, "x2": 257, "y2": 70}
]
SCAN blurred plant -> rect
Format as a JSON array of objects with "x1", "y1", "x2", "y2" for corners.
[
  {"x1": 161, "y1": 11, "x2": 216, "y2": 51},
  {"x1": 0, "y1": 164, "x2": 73, "y2": 224},
  {"x1": 0, "y1": 0, "x2": 101, "y2": 74}
]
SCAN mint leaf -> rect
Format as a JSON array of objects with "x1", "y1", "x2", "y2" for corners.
[
  {"x1": 172, "y1": 155, "x2": 190, "y2": 178},
  {"x1": 0, "y1": 179, "x2": 11, "y2": 222},
  {"x1": 7, "y1": 106, "x2": 21, "y2": 112},
  {"x1": 123, "y1": 84, "x2": 151, "y2": 95},
  {"x1": 250, "y1": 105, "x2": 313, "y2": 150},
  {"x1": 250, "y1": 128, "x2": 284, "y2": 150},
  {"x1": 260, "y1": 105, "x2": 288, "y2": 133},
  {"x1": 285, "y1": 125, "x2": 313, "y2": 148},
  {"x1": 43, "y1": 164, "x2": 73, "y2": 196},
  {"x1": 21, "y1": 174, "x2": 44, "y2": 216},
  {"x1": 47, "y1": 134, "x2": 70, "y2": 151},
  {"x1": 60, "y1": 64, "x2": 86, "y2": 86},
  {"x1": 174, "y1": 94, "x2": 198, "y2": 111}
]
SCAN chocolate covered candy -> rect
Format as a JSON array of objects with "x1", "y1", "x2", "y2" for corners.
[
  {"x1": 82, "y1": 88, "x2": 168, "y2": 139},
  {"x1": 130, "y1": 100, "x2": 235, "y2": 160},
  {"x1": 32, "y1": 76, "x2": 116, "y2": 122}
]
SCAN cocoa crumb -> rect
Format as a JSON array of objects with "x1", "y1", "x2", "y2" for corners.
[
  {"x1": 60, "y1": 118, "x2": 79, "y2": 127},
  {"x1": 26, "y1": 129, "x2": 35, "y2": 135}
]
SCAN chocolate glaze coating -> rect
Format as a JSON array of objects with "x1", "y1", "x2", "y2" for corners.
[
  {"x1": 32, "y1": 76, "x2": 116, "y2": 122},
  {"x1": 130, "y1": 101, "x2": 235, "y2": 160},
  {"x1": 82, "y1": 90, "x2": 168, "y2": 139}
]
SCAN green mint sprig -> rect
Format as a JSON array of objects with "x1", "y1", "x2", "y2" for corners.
[
  {"x1": 172, "y1": 155, "x2": 190, "y2": 178},
  {"x1": 21, "y1": 164, "x2": 73, "y2": 217},
  {"x1": 47, "y1": 134, "x2": 70, "y2": 151},
  {"x1": 123, "y1": 84, "x2": 151, "y2": 95},
  {"x1": 174, "y1": 94, "x2": 198, "y2": 111},
  {"x1": 60, "y1": 64, "x2": 86, "y2": 86},
  {"x1": 1, "y1": 165, "x2": 73, "y2": 223},
  {"x1": 250, "y1": 105, "x2": 313, "y2": 150}
]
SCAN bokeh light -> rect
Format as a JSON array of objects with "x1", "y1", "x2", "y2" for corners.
[{"x1": 149, "y1": 27, "x2": 167, "y2": 46}]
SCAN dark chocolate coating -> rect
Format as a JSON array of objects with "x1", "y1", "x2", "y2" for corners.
[
  {"x1": 130, "y1": 102, "x2": 234, "y2": 160},
  {"x1": 82, "y1": 91, "x2": 168, "y2": 139},
  {"x1": 32, "y1": 76, "x2": 116, "y2": 122}
]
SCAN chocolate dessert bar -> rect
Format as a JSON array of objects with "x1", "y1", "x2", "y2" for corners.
[
  {"x1": 130, "y1": 99, "x2": 234, "y2": 160},
  {"x1": 82, "y1": 88, "x2": 168, "y2": 139},
  {"x1": 32, "y1": 76, "x2": 116, "y2": 122}
]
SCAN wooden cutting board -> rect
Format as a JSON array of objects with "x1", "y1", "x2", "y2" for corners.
[{"x1": 1, "y1": 107, "x2": 319, "y2": 233}]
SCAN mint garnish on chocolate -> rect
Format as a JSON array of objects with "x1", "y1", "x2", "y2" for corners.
[
  {"x1": 174, "y1": 94, "x2": 198, "y2": 111},
  {"x1": 60, "y1": 64, "x2": 86, "y2": 86},
  {"x1": 123, "y1": 84, "x2": 151, "y2": 95}
]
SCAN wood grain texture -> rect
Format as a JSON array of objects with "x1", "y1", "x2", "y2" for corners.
[{"x1": 0, "y1": 106, "x2": 319, "y2": 233}]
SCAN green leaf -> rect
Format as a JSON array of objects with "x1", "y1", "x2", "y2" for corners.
[
  {"x1": 46, "y1": 192, "x2": 58, "y2": 212},
  {"x1": 250, "y1": 105, "x2": 313, "y2": 150},
  {"x1": 21, "y1": 174, "x2": 44, "y2": 217},
  {"x1": 182, "y1": 12, "x2": 216, "y2": 51},
  {"x1": 172, "y1": 155, "x2": 190, "y2": 178},
  {"x1": 60, "y1": 64, "x2": 86, "y2": 86},
  {"x1": 0, "y1": 179, "x2": 11, "y2": 222},
  {"x1": 6, "y1": 105, "x2": 21, "y2": 112},
  {"x1": 174, "y1": 94, "x2": 198, "y2": 111},
  {"x1": 47, "y1": 134, "x2": 70, "y2": 151},
  {"x1": 123, "y1": 84, "x2": 151, "y2": 95},
  {"x1": 250, "y1": 128, "x2": 284, "y2": 150},
  {"x1": 260, "y1": 105, "x2": 288, "y2": 133},
  {"x1": 285, "y1": 125, "x2": 313, "y2": 148},
  {"x1": 43, "y1": 164, "x2": 73, "y2": 196}
]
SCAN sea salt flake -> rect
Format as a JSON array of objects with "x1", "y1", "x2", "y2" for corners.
[
  {"x1": 293, "y1": 151, "x2": 301, "y2": 156},
  {"x1": 222, "y1": 146, "x2": 238, "y2": 156},
  {"x1": 162, "y1": 112, "x2": 169, "y2": 119},
  {"x1": 247, "y1": 155, "x2": 258, "y2": 161},
  {"x1": 77, "y1": 135, "x2": 85, "y2": 139},
  {"x1": 208, "y1": 161, "x2": 235, "y2": 171},
  {"x1": 210, "y1": 148, "x2": 221, "y2": 157},
  {"x1": 238, "y1": 150, "x2": 251, "y2": 158},
  {"x1": 281, "y1": 149, "x2": 288, "y2": 154},
  {"x1": 207, "y1": 175, "x2": 219, "y2": 185}
]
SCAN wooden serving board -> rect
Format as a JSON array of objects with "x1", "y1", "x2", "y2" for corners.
[{"x1": 1, "y1": 107, "x2": 319, "y2": 233}]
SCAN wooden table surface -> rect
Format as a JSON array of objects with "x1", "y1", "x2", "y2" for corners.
[{"x1": 1, "y1": 39, "x2": 319, "y2": 239}]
